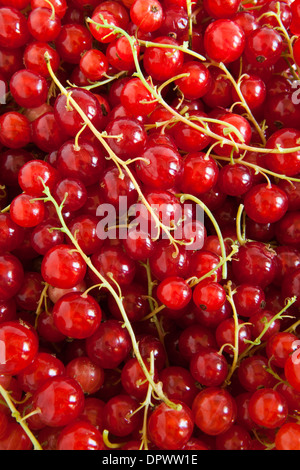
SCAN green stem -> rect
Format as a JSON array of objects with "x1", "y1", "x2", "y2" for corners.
[
  {"x1": 41, "y1": 184, "x2": 180, "y2": 411},
  {"x1": 85, "y1": 17, "x2": 300, "y2": 161},
  {"x1": 178, "y1": 193, "x2": 228, "y2": 279},
  {"x1": 239, "y1": 296, "x2": 298, "y2": 362},
  {"x1": 0, "y1": 385, "x2": 43, "y2": 450}
]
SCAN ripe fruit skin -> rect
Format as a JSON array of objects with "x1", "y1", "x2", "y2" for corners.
[
  {"x1": 85, "y1": 319, "x2": 131, "y2": 369},
  {"x1": 143, "y1": 36, "x2": 184, "y2": 82},
  {"x1": 0, "y1": 321, "x2": 38, "y2": 375},
  {"x1": 175, "y1": 61, "x2": 211, "y2": 100},
  {"x1": 180, "y1": 152, "x2": 219, "y2": 195},
  {"x1": 275, "y1": 423, "x2": 300, "y2": 450},
  {"x1": 193, "y1": 279, "x2": 226, "y2": 312},
  {"x1": 32, "y1": 376, "x2": 85, "y2": 427},
  {"x1": 204, "y1": 19, "x2": 245, "y2": 64},
  {"x1": 192, "y1": 387, "x2": 237, "y2": 436},
  {"x1": 56, "y1": 420, "x2": 106, "y2": 450},
  {"x1": 147, "y1": 401, "x2": 194, "y2": 450},
  {"x1": 284, "y1": 353, "x2": 300, "y2": 392},
  {"x1": 156, "y1": 276, "x2": 192, "y2": 310},
  {"x1": 103, "y1": 394, "x2": 142, "y2": 437},
  {"x1": 41, "y1": 244, "x2": 87, "y2": 289},
  {"x1": 232, "y1": 242, "x2": 276, "y2": 288},
  {"x1": 244, "y1": 183, "x2": 289, "y2": 224},
  {"x1": 0, "y1": 254, "x2": 24, "y2": 302},
  {"x1": 17, "y1": 351, "x2": 65, "y2": 393},
  {"x1": 52, "y1": 292, "x2": 102, "y2": 339},
  {"x1": 2, "y1": 0, "x2": 300, "y2": 452},
  {"x1": 248, "y1": 388, "x2": 288, "y2": 429},
  {"x1": 189, "y1": 347, "x2": 228, "y2": 387}
]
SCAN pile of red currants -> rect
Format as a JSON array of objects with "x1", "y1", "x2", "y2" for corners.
[{"x1": 1, "y1": 0, "x2": 300, "y2": 451}]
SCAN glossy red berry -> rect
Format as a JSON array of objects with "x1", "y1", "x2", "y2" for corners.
[
  {"x1": 41, "y1": 244, "x2": 87, "y2": 289},
  {"x1": 244, "y1": 183, "x2": 288, "y2": 224},
  {"x1": 79, "y1": 49, "x2": 108, "y2": 82},
  {"x1": 204, "y1": 19, "x2": 245, "y2": 64},
  {"x1": 143, "y1": 36, "x2": 184, "y2": 82},
  {"x1": 193, "y1": 279, "x2": 226, "y2": 312},
  {"x1": 0, "y1": 321, "x2": 38, "y2": 375},
  {"x1": 189, "y1": 347, "x2": 228, "y2": 387},
  {"x1": 10, "y1": 69, "x2": 48, "y2": 109},
  {"x1": 55, "y1": 23, "x2": 92, "y2": 63},
  {"x1": 56, "y1": 420, "x2": 106, "y2": 450},
  {"x1": 275, "y1": 423, "x2": 300, "y2": 450},
  {"x1": 85, "y1": 319, "x2": 132, "y2": 369},
  {"x1": 65, "y1": 356, "x2": 104, "y2": 395},
  {"x1": 157, "y1": 276, "x2": 192, "y2": 310},
  {"x1": 203, "y1": 0, "x2": 241, "y2": 19},
  {"x1": 284, "y1": 353, "x2": 300, "y2": 392},
  {"x1": 28, "y1": 7, "x2": 61, "y2": 42},
  {"x1": 10, "y1": 194, "x2": 45, "y2": 228},
  {"x1": 135, "y1": 143, "x2": 183, "y2": 191},
  {"x1": 130, "y1": 0, "x2": 163, "y2": 32},
  {"x1": 232, "y1": 241, "x2": 276, "y2": 288},
  {"x1": 175, "y1": 61, "x2": 211, "y2": 100},
  {"x1": 218, "y1": 163, "x2": 253, "y2": 196},
  {"x1": 18, "y1": 160, "x2": 59, "y2": 197},
  {"x1": 54, "y1": 88, "x2": 106, "y2": 137},
  {"x1": 0, "y1": 112, "x2": 31, "y2": 149},
  {"x1": 148, "y1": 400, "x2": 194, "y2": 450},
  {"x1": 103, "y1": 394, "x2": 142, "y2": 437},
  {"x1": 180, "y1": 152, "x2": 219, "y2": 195},
  {"x1": 215, "y1": 424, "x2": 252, "y2": 451},
  {"x1": 52, "y1": 292, "x2": 102, "y2": 339},
  {"x1": 0, "y1": 7, "x2": 29, "y2": 48},
  {"x1": 17, "y1": 351, "x2": 65, "y2": 393},
  {"x1": 266, "y1": 332, "x2": 299, "y2": 368},
  {"x1": 192, "y1": 387, "x2": 237, "y2": 436},
  {"x1": 244, "y1": 26, "x2": 283, "y2": 67},
  {"x1": 248, "y1": 388, "x2": 288, "y2": 429},
  {"x1": 32, "y1": 376, "x2": 85, "y2": 427}
]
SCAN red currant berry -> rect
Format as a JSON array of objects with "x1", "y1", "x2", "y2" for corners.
[
  {"x1": 18, "y1": 160, "x2": 59, "y2": 197},
  {"x1": 0, "y1": 7, "x2": 29, "y2": 48},
  {"x1": 248, "y1": 388, "x2": 288, "y2": 429},
  {"x1": 203, "y1": 0, "x2": 241, "y2": 19},
  {"x1": 56, "y1": 420, "x2": 105, "y2": 450},
  {"x1": 275, "y1": 422, "x2": 300, "y2": 450},
  {"x1": 143, "y1": 36, "x2": 184, "y2": 82},
  {"x1": 0, "y1": 112, "x2": 31, "y2": 149},
  {"x1": 27, "y1": 7, "x2": 61, "y2": 42},
  {"x1": 32, "y1": 376, "x2": 85, "y2": 427},
  {"x1": 192, "y1": 387, "x2": 237, "y2": 435},
  {"x1": 175, "y1": 61, "x2": 211, "y2": 100},
  {"x1": 244, "y1": 183, "x2": 288, "y2": 224},
  {"x1": 157, "y1": 276, "x2": 192, "y2": 311},
  {"x1": 103, "y1": 394, "x2": 142, "y2": 437},
  {"x1": 266, "y1": 331, "x2": 299, "y2": 368},
  {"x1": 0, "y1": 321, "x2": 38, "y2": 375},
  {"x1": 148, "y1": 400, "x2": 194, "y2": 450},
  {"x1": 10, "y1": 194, "x2": 45, "y2": 228},
  {"x1": 189, "y1": 347, "x2": 228, "y2": 387},
  {"x1": 130, "y1": 0, "x2": 163, "y2": 32},
  {"x1": 41, "y1": 244, "x2": 86, "y2": 289},
  {"x1": 85, "y1": 319, "x2": 132, "y2": 369},
  {"x1": 52, "y1": 292, "x2": 102, "y2": 339},
  {"x1": 65, "y1": 356, "x2": 104, "y2": 395},
  {"x1": 204, "y1": 19, "x2": 245, "y2": 64},
  {"x1": 17, "y1": 351, "x2": 65, "y2": 393},
  {"x1": 244, "y1": 26, "x2": 283, "y2": 67},
  {"x1": 180, "y1": 152, "x2": 219, "y2": 195}
]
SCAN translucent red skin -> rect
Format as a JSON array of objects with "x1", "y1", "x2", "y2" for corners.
[{"x1": 2, "y1": 0, "x2": 300, "y2": 452}]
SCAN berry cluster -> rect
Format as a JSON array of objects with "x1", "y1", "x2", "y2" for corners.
[{"x1": 1, "y1": 0, "x2": 300, "y2": 451}]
